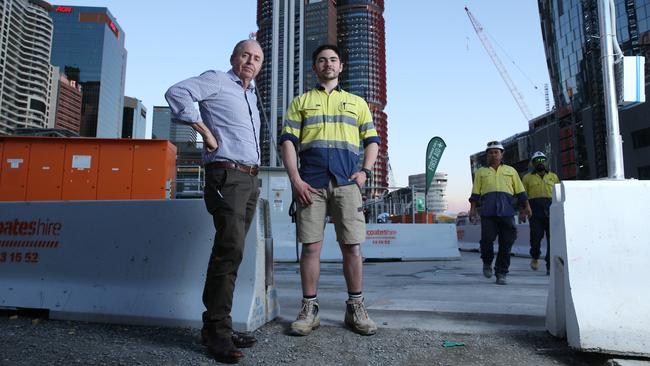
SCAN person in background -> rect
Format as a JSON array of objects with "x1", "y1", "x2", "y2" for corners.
[
  {"x1": 469, "y1": 141, "x2": 532, "y2": 285},
  {"x1": 522, "y1": 151, "x2": 560, "y2": 275}
]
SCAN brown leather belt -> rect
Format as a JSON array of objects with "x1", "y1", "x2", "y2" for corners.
[{"x1": 206, "y1": 161, "x2": 259, "y2": 176}]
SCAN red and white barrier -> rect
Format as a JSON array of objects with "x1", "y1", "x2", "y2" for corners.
[{"x1": 273, "y1": 223, "x2": 460, "y2": 262}]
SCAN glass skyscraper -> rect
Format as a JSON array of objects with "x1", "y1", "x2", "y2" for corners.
[
  {"x1": 256, "y1": 0, "x2": 389, "y2": 189},
  {"x1": 49, "y1": 5, "x2": 127, "y2": 138},
  {"x1": 538, "y1": 0, "x2": 650, "y2": 179},
  {"x1": 338, "y1": 0, "x2": 388, "y2": 188},
  {"x1": 122, "y1": 96, "x2": 146, "y2": 139},
  {"x1": 152, "y1": 106, "x2": 197, "y2": 144},
  {"x1": 470, "y1": 0, "x2": 650, "y2": 182},
  {"x1": 257, "y1": 0, "x2": 338, "y2": 167}
]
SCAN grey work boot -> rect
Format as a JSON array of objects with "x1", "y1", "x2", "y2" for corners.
[
  {"x1": 290, "y1": 298, "x2": 320, "y2": 336},
  {"x1": 482, "y1": 264, "x2": 493, "y2": 278},
  {"x1": 344, "y1": 297, "x2": 377, "y2": 336},
  {"x1": 496, "y1": 274, "x2": 507, "y2": 285}
]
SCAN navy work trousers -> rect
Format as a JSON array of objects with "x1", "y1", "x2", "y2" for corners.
[
  {"x1": 529, "y1": 215, "x2": 550, "y2": 271},
  {"x1": 480, "y1": 216, "x2": 517, "y2": 275}
]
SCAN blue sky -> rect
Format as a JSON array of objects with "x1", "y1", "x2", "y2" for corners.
[{"x1": 52, "y1": 0, "x2": 551, "y2": 212}]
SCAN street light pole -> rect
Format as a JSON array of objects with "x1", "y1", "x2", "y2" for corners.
[{"x1": 598, "y1": 0, "x2": 625, "y2": 179}]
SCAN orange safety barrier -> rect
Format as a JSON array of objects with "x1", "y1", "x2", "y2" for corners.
[
  {"x1": 388, "y1": 212, "x2": 435, "y2": 224},
  {"x1": 0, "y1": 137, "x2": 176, "y2": 201}
]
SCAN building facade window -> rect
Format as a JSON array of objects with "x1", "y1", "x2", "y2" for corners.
[{"x1": 631, "y1": 126, "x2": 650, "y2": 149}]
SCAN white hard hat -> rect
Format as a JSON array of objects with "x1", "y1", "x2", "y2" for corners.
[
  {"x1": 486, "y1": 140, "x2": 504, "y2": 151},
  {"x1": 531, "y1": 151, "x2": 547, "y2": 160}
]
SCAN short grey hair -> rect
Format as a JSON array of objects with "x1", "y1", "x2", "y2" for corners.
[{"x1": 231, "y1": 39, "x2": 261, "y2": 58}]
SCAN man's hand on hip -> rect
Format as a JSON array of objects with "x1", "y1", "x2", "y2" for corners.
[
  {"x1": 292, "y1": 178, "x2": 317, "y2": 206},
  {"x1": 203, "y1": 132, "x2": 219, "y2": 152},
  {"x1": 349, "y1": 171, "x2": 367, "y2": 188},
  {"x1": 191, "y1": 121, "x2": 218, "y2": 152}
]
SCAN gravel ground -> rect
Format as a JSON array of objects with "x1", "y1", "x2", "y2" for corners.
[{"x1": 1, "y1": 311, "x2": 611, "y2": 366}]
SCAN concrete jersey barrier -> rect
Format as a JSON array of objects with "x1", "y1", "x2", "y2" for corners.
[
  {"x1": 0, "y1": 199, "x2": 278, "y2": 331},
  {"x1": 546, "y1": 180, "x2": 650, "y2": 357}
]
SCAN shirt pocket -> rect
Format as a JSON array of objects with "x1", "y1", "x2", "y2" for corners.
[
  {"x1": 301, "y1": 104, "x2": 322, "y2": 123},
  {"x1": 498, "y1": 171, "x2": 515, "y2": 193},
  {"x1": 300, "y1": 104, "x2": 323, "y2": 141},
  {"x1": 479, "y1": 171, "x2": 495, "y2": 192},
  {"x1": 339, "y1": 101, "x2": 358, "y2": 121}
]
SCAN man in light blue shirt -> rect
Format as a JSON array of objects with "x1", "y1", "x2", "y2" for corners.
[{"x1": 165, "y1": 39, "x2": 263, "y2": 364}]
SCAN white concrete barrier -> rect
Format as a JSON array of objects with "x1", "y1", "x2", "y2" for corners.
[
  {"x1": 256, "y1": 170, "x2": 460, "y2": 262},
  {"x1": 0, "y1": 199, "x2": 278, "y2": 331},
  {"x1": 458, "y1": 222, "x2": 536, "y2": 257},
  {"x1": 273, "y1": 223, "x2": 460, "y2": 262},
  {"x1": 546, "y1": 180, "x2": 650, "y2": 356}
]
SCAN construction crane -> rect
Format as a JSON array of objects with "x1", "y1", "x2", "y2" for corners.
[{"x1": 465, "y1": 6, "x2": 533, "y2": 122}]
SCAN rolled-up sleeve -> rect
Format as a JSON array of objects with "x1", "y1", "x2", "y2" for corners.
[
  {"x1": 279, "y1": 97, "x2": 303, "y2": 146},
  {"x1": 164, "y1": 70, "x2": 222, "y2": 124},
  {"x1": 357, "y1": 99, "x2": 380, "y2": 147}
]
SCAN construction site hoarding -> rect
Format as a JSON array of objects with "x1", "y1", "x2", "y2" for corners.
[{"x1": 0, "y1": 137, "x2": 176, "y2": 201}]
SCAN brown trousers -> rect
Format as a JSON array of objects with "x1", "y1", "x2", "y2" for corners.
[{"x1": 202, "y1": 166, "x2": 259, "y2": 337}]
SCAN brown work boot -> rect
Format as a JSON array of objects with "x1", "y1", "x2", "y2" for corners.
[
  {"x1": 530, "y1": 259, "x2": 540, "y2": 271},
  {"x1": 290, "y1": 298, "x2": 320, "y2": 336},
  {"x1": 201, "y1": 327, "x2": 244, "y2": 364},
  {"x1": 344, "y1": 297, "x2": 377, "y2": 336},
  {"x1": 201, "y1": 327, "x2": 257, "y2": 348}
]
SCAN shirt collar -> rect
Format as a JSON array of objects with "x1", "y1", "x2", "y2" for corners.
[
  {"x1": 315, "y1": 83, "x2": 342, "y2": 92},
  {"x1": 227, "y1": 69, "x2": 255, "y2": 91}
]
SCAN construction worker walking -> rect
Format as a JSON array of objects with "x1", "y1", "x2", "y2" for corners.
[
  {"x1": 469, "y1": 141, "x2": 532, "y2": 285},
  {"x1": 522, "y1": 151, "x2": 560, "y2": 275}
]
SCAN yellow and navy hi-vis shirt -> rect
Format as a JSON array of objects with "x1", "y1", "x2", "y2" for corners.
[
  {"x1": 522, "y1": 170, "x2": 560, "y2": 218},
  {"x1": 469, "y1": 164, "x2": 528, "y2": 217},
  {"x1": 279, "y1": 85, "x2": 381, "y2": 189}
]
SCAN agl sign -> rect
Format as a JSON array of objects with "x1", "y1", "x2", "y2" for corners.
[{"x1": 55, "y1": 6, "x2": 73, "y2": 13}]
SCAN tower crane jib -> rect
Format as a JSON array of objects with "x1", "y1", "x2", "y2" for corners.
[{"x1": 464, "y1": 6, "x2": 533, "y2": 122}]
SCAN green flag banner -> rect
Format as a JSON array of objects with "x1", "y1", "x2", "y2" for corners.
[{"x1": 425, "y1": 136, "x2": 447, "y2": 196}]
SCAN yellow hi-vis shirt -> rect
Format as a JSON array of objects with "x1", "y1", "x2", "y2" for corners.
[
  {"x1": 278, "y1": 86, "x2": 380, "y2": 188},
  {"x1": 469, "y1": 164, "x2": 528, "y2": 217},
  {"x1": 522, "y1": 170, "x2": 560, "y2": 218},
  {"x1": 522, "y1": 171, "x2": 560, "y2": 199}
]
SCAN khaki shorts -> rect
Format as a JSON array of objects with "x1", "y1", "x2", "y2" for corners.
[{"x1": 297, "y1": 182, "x2": 366, "y2": 244}]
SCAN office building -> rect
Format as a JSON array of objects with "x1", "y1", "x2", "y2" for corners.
[
  {"x1": 337, "y1": 0, "x2": 389, "y2": 188},
  {"x1": 54, "y1": 70, "x2": 83, "y2": 134},
  {"x1": 471, "y1": 1, "x2": 650, "y2": 181},
  {"x1": 0, "y1": 0, "x2": 56, "y2": 135},
  {"x1": 408, "y1": 172, "x2": 449, "y2": 214},
  {"x1": 152, "y1": 106, "x2": 197, "y2": 144},
  {"x1": 537, "y1": 0, "x2": 650, "y2": 179},
  {"x1": 257, "y1": 0, "x2": 337, "y2": 167},
  {"x1": 122, "y1": 96, "x2": 146, "y2": 139},
  {"x1": 256, "y1": 0, "x2": 389, "y2": 189},
  {"x1": 49, "y1": 5, "x2": 127, "y2": 138}
]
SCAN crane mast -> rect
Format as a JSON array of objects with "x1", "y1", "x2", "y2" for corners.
[{"x1": 465, "y1": 6, "x2": 533, "y2": 122}]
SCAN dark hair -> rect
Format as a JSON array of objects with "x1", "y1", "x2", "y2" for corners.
[{"x1": 312, "y1": 44, "x2": 340, "y2": 65}]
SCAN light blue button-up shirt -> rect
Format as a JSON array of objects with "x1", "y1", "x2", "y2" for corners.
[{"x1": 165, "y1": 69, "x2": 261, "y2": 165}]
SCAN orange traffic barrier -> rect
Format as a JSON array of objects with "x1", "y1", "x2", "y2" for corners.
[{"x1": 388, "y1": 212, "x2": 435, "y2": 224}]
